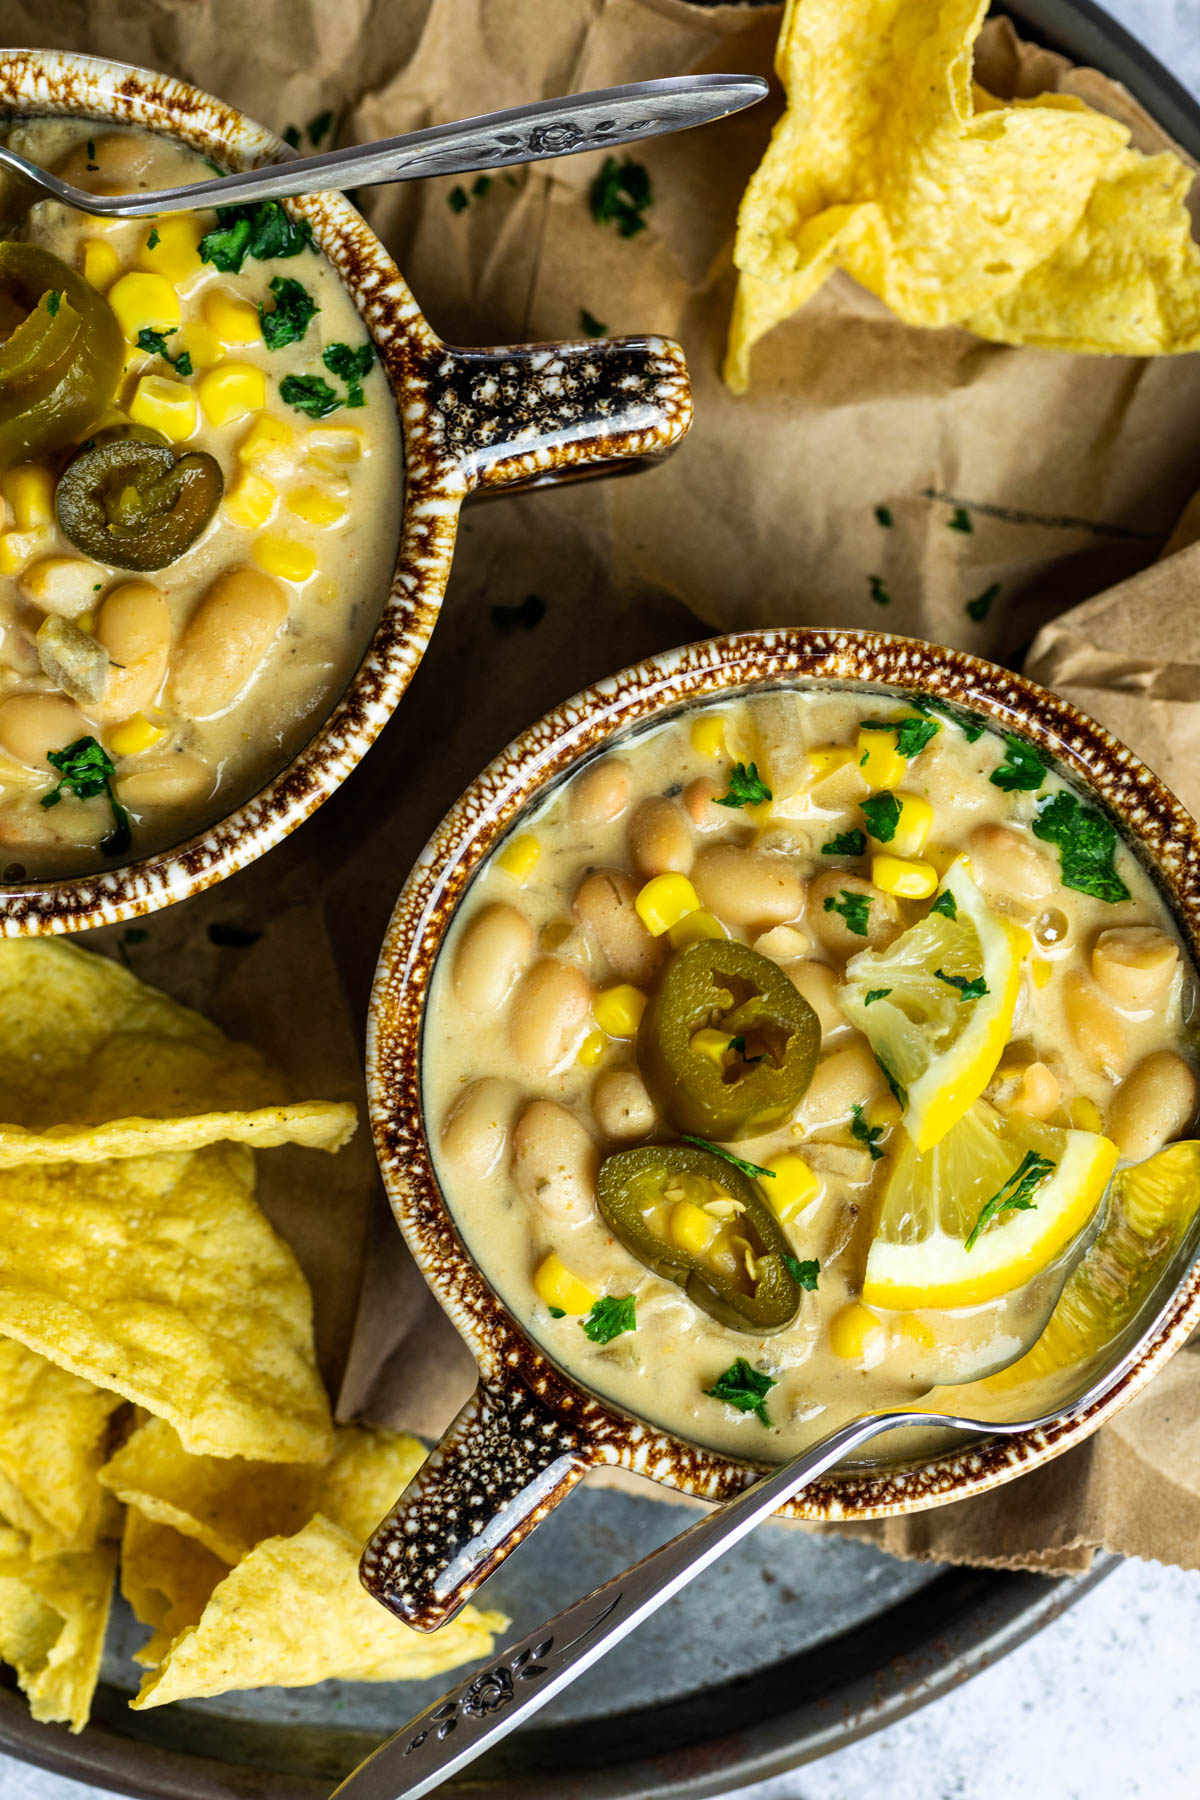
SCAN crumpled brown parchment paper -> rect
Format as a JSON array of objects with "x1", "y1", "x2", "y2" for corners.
[{"x1": 12, "y1": 0, "x2": 1200, "y2": 1578}]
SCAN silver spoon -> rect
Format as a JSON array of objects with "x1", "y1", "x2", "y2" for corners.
[
  {"x1": 330, "y1": 1160, "x2": 1200, "y2": 1800},
  {"x1": 0, "y1": 75, "x2": 768, "y2": 221}
]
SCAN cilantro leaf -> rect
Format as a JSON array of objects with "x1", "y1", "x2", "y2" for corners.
[
  {"x1": 682, "y1": 1135, "x2": 774, "y2": 1180},
  {"x1": 863, "y1": 988, "x2": 892, "y2": 1006},
  {"x1": 716, "y1": 761, "x2": 772, "y2": 809},
  {"x1": 323, "y1": 340, "x2": 373, "y2": 407},
  {"x1": 704, "y1": 1357, "x2": 776, "y2": 1427},
  {"x1": 135, "y1": 326, "x2": 192, "y2": 377},
  {"x1": 490, "y1": 594, "x2": 545, "y2": 632},
  {"x1": 861, "y1": 717, "x2": 940, "y2": 758},
  {"x1": 581, "y1": 1295, "x2": 637, "y2": 1344},
  {"x1": 784, "y1": 1255, "x2": 820, "y2": 1291},
  {"x1": 448, "y1": 185, "x2": 469, "y2": 214},
  {"x1": 948, "y1": 506, "x2": 973, "y2": 533},
  {"x1": 930, "y1": 889, "x2": 958, "y2": 919},
  {"x1": 199, "y1": 200, "x2": 314, "y2": 273},
  {"x1": 307, "y1": 109, "x2": 335, "y2": 147},
  {"x1": 40, "y1": 737, "x2": 130, "y2": 858},
  {"x1": 822, "y1": 827, "x2": 866, "y2": 857},
  {"x1": 965, "y1": 1151, "x2": 1056, "y2": 1252},
  {"x1": 990, "y1": 733, "x2": 1047, "y2": 794},
  {"x1": 861, "y1": 791, "x2": 901, "y2": 843},
  {"x1": 1032, "y1": 791, "x2": 1130, "y2": 904},
  {"x1": 471, "y1": 175, "x2": 492, "y2": 198},
  {"x1": 590, "y1": 156, "x2": 652, "y2": 237},
  {"x1": 824, "y1": 890, "x2": 871, "y2": 937},
  {"x1": 580, "y1": 307, "x2": 608, "y2": 337},
  {"x1": 874, "y1": 505, "x2": 893, "y2": 528},
  {"x1": 45, "y1": 289, "x2": 61, "y2": 317},
  {"x1": 965, "y1": 583, "x2": 1000, "y2": 623},
  {"x1": 911, "y1": 697, "x2": 985, "y2": 743},
  {"x1": 280, "y1": 373, "x2": 342, "y2": 419},
  {"x1": 850, "y1": 1103, "x2": 885, "y2": 1161},
  {"x1": 548, "y1": 1306, "x2": 566, "y2": 1319},
  {"x1": 875, "y1": 1054, "x2": 908, "y2": 1109},
  {"x1": 868, "y1": 574, "x2": 892, "y2": 606},
  {"x1": 935, "y1": 968, "x2": 988, "y2": 1002},
  {"x1": 282, "y1": 125, "x2": 301, "y2": 149},
  {"x1": 259, "y1": 275, "x2": 319, "y2": 350}
]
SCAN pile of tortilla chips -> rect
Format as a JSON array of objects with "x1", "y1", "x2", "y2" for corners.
[
  {"x1": 726, "y1": 0, "x2": 1200, "y2": 388},
  {"x1": 0, "y1": 940, "x2": 504, "y2": 1732}
]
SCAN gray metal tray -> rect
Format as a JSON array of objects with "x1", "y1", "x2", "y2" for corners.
[{"x1": 0, "y1": 2, "x2": 1191, "y2": 1795}]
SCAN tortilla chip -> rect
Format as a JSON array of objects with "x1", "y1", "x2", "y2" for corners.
[
  {"x1": 0, "y1": 1100, "x2": 357, "y2": 1167},
  {"x1": 0, "y1": 1143, "x2": 332, "y2": 1464},
  {"x1": 0, "y1": 1542, "x2": 116, "y2": 1730},
  {"x1": 120, "y1": 1509, "x2": 226, "y2": 1668},
  {"x1": 0, "y1": 1339, "x2": 123, "y2": 1555},
  {"x1": 132, "y1": 1515, "x2": 507, "y2": 1707},
  {"x1": 101, "y1": 1417, "x2": 426, "y2": 1565}
]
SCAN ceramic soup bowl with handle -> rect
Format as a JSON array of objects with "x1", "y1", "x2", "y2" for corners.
[
  {"x1": 0, "y1": 47, "x2": 691, "y2": 936},
  {"x1": 363, "y1": 625, "x2": 1200, "y2": 1630}
]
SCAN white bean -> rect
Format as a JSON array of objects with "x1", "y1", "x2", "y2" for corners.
[
  {"x1": 116, "y1": 753, "x2": 213, "y2": 809},
  {"x1": 787, "y1": 960, "x2": 847, "y2": 1041},
  {"x1": 968, "y1": 824, "x2": 1056, "y2": 908},
  {"x1": 1091, "y1": 926, "x2": 1180, "y2": 1013},
  {"x1": 440, "y1": 1078, "x2": 517, "y2": 1177},
  {"x1": 807, "y1": 871, "x2": 900, "y2": 956},
  {"x1": 572, "y1": 868, "x2": 661, "y2": 985},
  {"x1": 18, "y1": 557, "x2": 102, "y2": 619},
  {"x1": 797, "y1": 1038, "x2": 887, "y2": 1133},
  {"x1": 1107, "y1": 1051, "x2": 1197, "y2": 1161},
  {"x1": 628, "y1": 795, "x2": 694, "y2": 878},
  {"x1": 509, "y1": 957, "x2": 592, "y2": 1074},
  {"x1": 569, "y1": 757, "x2": 631, "y2": 825},
  {"x1": 683, "y1": 776, "x2": 725, "y2": 831},
  {"x1": 0, "y1": 693, "x2": 87, "y2": 767},
  {"x1": 512, "y1": 1100, "x2": 597, "y2": 1223},
  {"x1": 693, "y1": 844, "x2": 805, "y2": 931},
  {"x1": 171, "y1": 567, "x2": 288, "y2": 717},
  {"x1": 591, "y1": 1067, "x2": 657, "y2": 1141},
  {"x1": 93, "y1": 581, "x2": 170, "y2": 722},
  {"x1": 1063, "y1": 970, "x2": 1127, "y2": 1079},
  {"x1": 452, "y1": 903, "x2": 534, "y2": 1013}
]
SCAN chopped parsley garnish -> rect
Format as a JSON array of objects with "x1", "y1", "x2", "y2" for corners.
[
  {"x1": 863, "y1": 988, "x2": 892, "y2": 1006},
  {"x1": 704, "y1": 1358, "x2": 776, "y2": 1427},
  {"x1": 490, "y1": 594, "x2": 545, "y2": 632},
  {"x1": 965, "y1": 583, "x2": 1000, "y2": 623},
  {"x1": 283, "y1": 125, "x2": 302, "y2": 149},
  {"x1": 716, "y1": 761, "x2": 772, "y2": 809},
  {"x1": 912, "y1": 697, "x2": 985, "y2": 743},
  {"x1": 146, "y1": 227, "x2": 160, "y2": 249},
  {"x1": 548, "y1": 1306, "x2": 566, "y2": 1319},
  {"x1": 86, "y1": 138, "x2": 97, "y2": 163},
  {"x1": 40, "y1": 737, "x2": 130, "y2": 857},
  {"x1": 279, "y1": 373, "x2": 342, "y2": 419},
  {"x1": 45, "y1": 290, "x2": 61, "y2": 317},
  {"x1": 965, "y1": 1151, "x2": 1055, "y2": 1252},
  {"x1": 199, "y1": 200, "x2": 314, "y2": 274},
  {"x1": 307, "y1": 109, "x2": 335, "y2": 147},
  {"x1": 874, "y1": 505, "x2": 893, "y2": 528},
  {"x1": 935, "y1": 968, "x2": 988, "y2": 1002},
  {"x1": 850, "y1": 1103, "x2": 886, "y2": 1161},
  {"x1": 822, "y1": 827, "x2": 866, "y2": 857},
  {"x1": 590, "y1": 156, "x2": 652, "y2": 237},
  {"x1": 824, "y1": 890, "x2": 872, "y2": 936},
  {"x1": 728, "y1": 1036, "x2": 763, "y2": 1065},
  {"x1": 875, "y1": 1054, "x2": 908, "y2": 1109},
  {"x1": 472, "y1": 174, "x2": 492, "y2": 198},
  {"x1": 581, "y1": 1295, "x2": 637, "y2": 1344},
  {"x1": 784, "y1": 1255, "x2": 820, "y2": 1291},
  {"x1": 682, "y1": 1136, "x2": 774, "y2": 1180},
  {"x1": 259, "y1": 275, "x2": 319, "y2": 350},
  {"x1": 580, "y1": 308, "x2": 608, "y2": 337},
  {"x1": 948, "y1": 506, "x2": 973, "y2": 533},
  {"x1": 323, "y1": 340, "x2": 373, "y2": 407},
  {"x1": 868, "y1": 574, "x2": 892, "y2": 606},
  {"x1": 1032, "y1": 791, "x2": 1130, "y2": 904},
  {"x1": 861, "y1": 791, "x2": 901, "y2": 843},
  {"x1": 207, "y1": 922, "x2": 262, "y2": 948},
  {"x1": 448, "y1": 185, "x2": 469, "y2": 214},
  {"x1": 861, "y1": 717, "x2": 940, "y2": 758},
  {"x1": 930, "y1": 889, "x2": 958, "y2": 920},
  {"x1": 136, "y1": 327, "x2": 192, "y2": 377},
  {"x1": 990, "y1": 733, "x2": 1047, "y2": 794}
]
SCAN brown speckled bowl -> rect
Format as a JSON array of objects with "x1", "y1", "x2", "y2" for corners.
[
  {"x1": 0, "y1": 49, "x2": 692, "y2": 936},
  {"x1": 364, "y1": 626, "x2": 1200, "y2": 1630}
]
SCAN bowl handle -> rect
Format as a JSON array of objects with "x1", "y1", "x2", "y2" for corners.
[
  {"x1": 411, "y1": 333, "x2": 692, "y2": 495},
  {"x1": 360, "y1": 1376, "x2": 597, "y2": 1629}
]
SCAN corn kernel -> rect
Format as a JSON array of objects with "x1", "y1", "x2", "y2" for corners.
[
  {"x1": 108, "y1": 271, "x2": 181, "y2": 342},
  {"x1": 895, "y1": 1314, "x2": 936, "y2": 1351},
  {"x1": 305, "y1": 426, "x2": 363, "y2": 466},
  {"x1": 76, "y1": 610, "x2": 96, "y2": 635},
  {"x1": 0, "y1": 528, "x2": 49, "y2": 575},
  {"x1": 1, "y1": 465, "x2": 54, "y2": 531},
  {"x1": 107, "y1": 713, "x2": 165, "y2": 757},
  {"x1": 198, "y1": 362, "x2": 267, "y2": 428},
  {"x1": 808, "y1": 745, "x2": 856, "y2": 778},
  {"x1": 863, "y1": 1093, "x2": 903, "y2": 1130},
  {"x1": 689, "y1": 714, "x2": 726, "y2": 758},
  {"x1": 758, "y1": 1152, "x2": 821, "y2": 1223},
  {"x1": 138, "y1": 216, "x2": 203, "y2": 284},
  {"x1": 81, "y1": 238, "x2": 120, "y2": 292},
  {"x1": 1069, "y1": 1096, "x2": 1105, "y2": 1134},
  {"x1": 239, "y1": 414, "x2": 297, "y2": 468},
  {"x1": 690, "y1": 1027, "x2": 733, "y2": 1071},
  {"x1": 128, "y1": 374, "x2": 198, "y2": 442},
  {"x1": 1008, "y1": 925, "x2": 1034, "y2": 961},
  {"x1": 856, "y1": 727, "x2": 907, "y2": 792},
  {"x1": 669, "y1": 1199, "x2": 720, "y2": 1256},
  {"x1": 866, "y1": 790, "x2": 932, "y2": 857},
  {"x1": 576, "y1": 1031, "x2": 606, "y2": 1068},
  {"x1": 594, "y1": 984, "x2": 646, "y2": 1040},
  {"x1": 223, "y1": 472, "x2": 277, "y2": 531},
  {"x1": 1031, "y1": 957, "x2": 1053, "y2": 989},
  {"x1": 533, "y1": 1252, "x2": 595, "y2": 1316},
  {"x1": 635, "y1": 872, "x2": 700, "y2": 938},
  {"x1": 179, "y1": 321, "x2": 223, "y2": 372},
  {"x1": 203, "y1": 287, "x2": 262, "y2": 346},
  {"x1": 922, "y1": 842, "x2": 958, "y2": 877},
  {"x1": 287, "y1": 485, "x2": 347, "y2": 527},
  {"x1": 495, "y1": 833, "x2": 540, "y2": 883},
  {"x1": 871, "y1": 853, "x2": 938, "y2": 899},
  {"x1": 252, "y1": 534, "x2": 316, "y2": 584},
  {"x1": 667, "y1": 908, "x2": 726, "y2": 950},
  {"x1": 829, "y1": 1302, "x2": 886, "y2": 1364}
]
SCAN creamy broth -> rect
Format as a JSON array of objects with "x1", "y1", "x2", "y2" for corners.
[
  {"x1": 0, "y1": 119, "x2": 402, "y2": 876},
  {"x1": 424, "y1": 688, "x2": 1199, "y2": 1463}
]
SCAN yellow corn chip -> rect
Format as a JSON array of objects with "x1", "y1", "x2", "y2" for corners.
[
  {"x1": 132, "y1": 1515, "x2": 507, "y2": 1706},
  {"x1": 0, "y1": 1143, "x2": 332, "y2": 1464},
  {"x1": 0, "y1": 1100, "x2": 357, "y2": 1167},
  {"x1": 0, "y1": 1542, "x2": 116, "y2": 1731},
  {"x1": 0, "y1": 1339, "x2": 123, "y2": 1554},
  {"x1": 120, "y1": 1509, "x2": 226, "y2": 1668}
]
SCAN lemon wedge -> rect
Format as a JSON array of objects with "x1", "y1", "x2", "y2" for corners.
[
  {"x1": 863, "y1": 1100, "x2": 1118, "y2": 1310},
  {"x1": 840, "y1": 858, "x2": 1022, "y2": 1153}
]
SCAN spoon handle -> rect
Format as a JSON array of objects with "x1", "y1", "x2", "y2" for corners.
[
  {"x1": 71, "y1": 75, "x2": 767, "y2": 219},
  {"x1": 330, "y1": 1409, "x2": 924, "y2": 1800}
]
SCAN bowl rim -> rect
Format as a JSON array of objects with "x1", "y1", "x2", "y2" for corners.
[{"x1": 367, "y1": 623, "x2": 1200, "y2": 1521}]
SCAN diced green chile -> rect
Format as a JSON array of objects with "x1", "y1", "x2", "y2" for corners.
[
  {"x1": 596, "y1": 1143, "x2": 802, "y2": 1334},
  {"x1": 0, "y1": 243, "x2": 123, "y2": 468},
  {"x1": 637, "y1": 940, "x2": 819, "y2": 1140},
  {"x1": 56, "y1": 429, "x2": 223, "y2": 571}
]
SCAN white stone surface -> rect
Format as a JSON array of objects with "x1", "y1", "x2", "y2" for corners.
[{"x1": 2, "y1": 1, "x2": 1198, "y2": 1796}]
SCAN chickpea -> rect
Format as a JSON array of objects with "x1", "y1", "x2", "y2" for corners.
[
  {"x1": 572, "y1": 868, "x2": 661, "y2": 985},
  {"x1": 441, "y1": 1078, "x2": 517, "y2": 1178},
  {"x1": 569, "y1": 757, "x2": 631, "y2": 826},
  {"x1": 1091, "y1": 926, "x2": 1180, "y2": 1013},
  {"x1": 591, "y1": 1067, "x2": 657, "y2": 1141},
  {"x1": 683, "y1": 776, "x2": 726, "y2": 832},
  {"x1": 787, "y1": 960, "x2": 847, "y2": 1041},
  {"x1": 116, "y1": 753, "x2": 213, "y2": 809},
  {"x1": 18, "y1": 557, "x2": 102, "y2": 620},
  {"x1": 508, "y1": 957, "x2": 592, "y2": 1074},
  {"x1": 1107, "y1": 1051, "x2": 1198, "y2": 1161},
  {"x1": 0, "y1": 693, "x2": 87, "y2": 768},
  {"x1": 1063, "y1": 970, "x2": 1127, "y2": 1080},
  {"x1": 452, "y1": 903, "x2": 535, "y2": 1013},
  {"x1": 752, "y1": 924, "x2": 813, "y2": 963},
  {"x1": 57, "y1": 131, "x2": 156, "y2": 189},
  {"x1": 693, "y1": 844, "x2": 805, "y2": 932},
  {"x1": 967, "y1": 824, "x2": 1056, "y2": 909},
  {"x1": 797, "y1": 1037, "x2": 887, "y2": 1134},
  {"x1": 512, "y1": 1101, "x2": 597, "y2": 1223},
  {"x1": 93, "y1": 581, "x2": 170, "y2": 722},
  {"x1": 171, "y1": 567, "x2": 288, "y2": 718},
  {"x1": 628, "y1": 795, "x2": 694, "y2": 878},
  {"x1": 807, "y1": 871, "x2": 900, "y2": 957}
]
